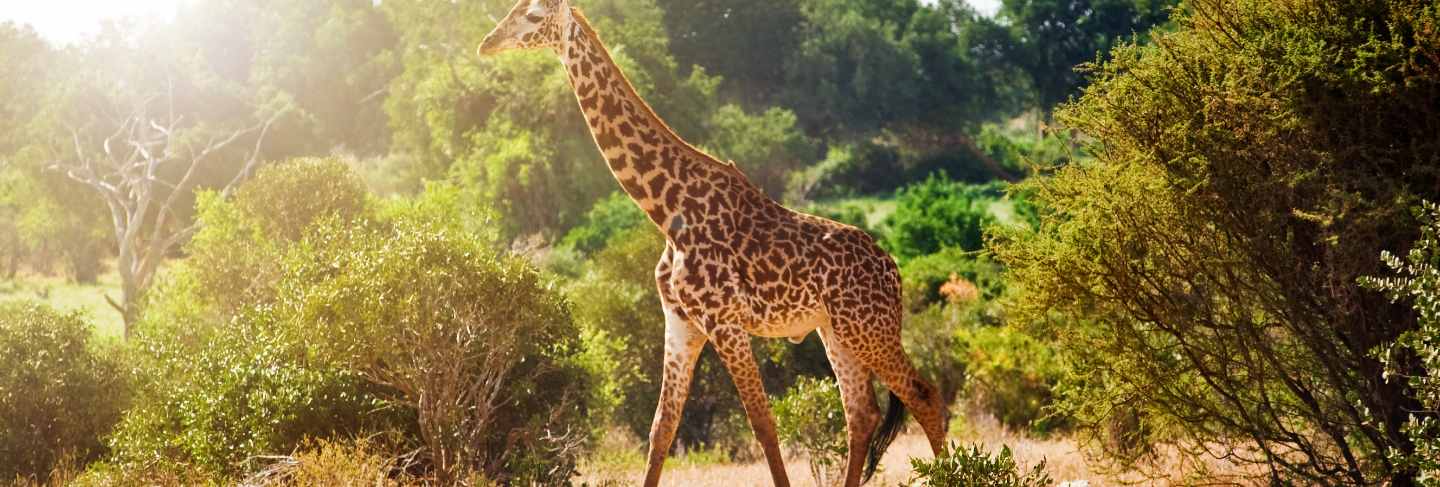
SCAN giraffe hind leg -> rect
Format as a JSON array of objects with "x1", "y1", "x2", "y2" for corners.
[
  {"x1": 833, "y1": 311, "x2": 949, "y2": 456},
  {"x1": 818, "y1": 325, "x2": 881, "y2": 487}
]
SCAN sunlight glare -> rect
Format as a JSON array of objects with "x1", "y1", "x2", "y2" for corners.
[{"x1": 0, "y1": 0, "x2": 182, "y2": 44}]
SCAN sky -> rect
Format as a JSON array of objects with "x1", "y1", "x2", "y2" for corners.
[
  {"x1": 1, "y1": 0, "x2": 1002, "y2": 45},
  {"x1": 0, "y1": 0, "x2": 182, "y2": 44}
]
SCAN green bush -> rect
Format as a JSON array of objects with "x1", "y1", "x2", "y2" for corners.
[
  {"x1": 773, "y1": 376, "x2": 848, "y2": 486},
  {"x1": 903, "y1": 442, "x2": 1052, "y2": 487},
  {"x1": 0, "y1": 302, "x2": 125, "y2": 482},
  {"x1": 282, "y1": 218, "x2": 593, "y2": 484},
  {"x1": 881, "y1": 174, "x2": 1000, "y2": 262},
  {"x1": 991, "y1": 0, "x2": 1440, "y2": 481},
  {"x1": 109, "y1": 159, "x2": 400, "y2": 478},
  {"x1": 1363, "y1": 201, "x2": 1440, "y2": 484},
  {"x1": 559, "y1": 192, "x2": 648, "y2": 256},
  {"x1": 786, "y1": 141, "x2": 904, "y2": 201},
  {"x1": 702, "y1": 105, "x2": 817, "y2": 199},
  {"x1": 899, "y1": 248, "x2": 1005, "y2": 313},
  {"x1": 957, "y1": 324, "x2": 1066, "y2": 434},
  {"x1": 108, "y1": 310, "x2": 385, "y2": 478}
]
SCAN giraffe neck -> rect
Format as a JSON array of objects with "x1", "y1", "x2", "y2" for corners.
[{"x1": 558, "y1": 9, "x2": 753, "y2": 235}]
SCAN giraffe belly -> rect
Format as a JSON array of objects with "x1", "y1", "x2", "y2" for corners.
[{"x1": 746, "y1": 306, "x2": 829, "y2": 342}]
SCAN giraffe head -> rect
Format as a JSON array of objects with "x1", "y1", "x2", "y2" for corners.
[{"x1": 477, "y1": 0, "x2": 571, "y2": 56}]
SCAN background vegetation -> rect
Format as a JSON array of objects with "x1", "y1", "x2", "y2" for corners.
[{"x1": 2, "y1": 0, "x2": 1436, "y2": 485}]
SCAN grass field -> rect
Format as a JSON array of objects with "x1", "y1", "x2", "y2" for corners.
[
  {"x1": 578, "y1": 413, "x2": 1094, "y2": 487},
  {"x1": 0, "y1": 267, "x2": 125, "y2": 340}
]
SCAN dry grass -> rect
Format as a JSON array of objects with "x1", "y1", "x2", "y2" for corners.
[
  {"x1": 577, "y1": 413, "x2": 1091, "y2": 487},
  {"x1": 577, "y1": 412, "x2": 1266, "y2": 486}
]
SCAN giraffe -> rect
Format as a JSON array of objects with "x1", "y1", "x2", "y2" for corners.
[{"x1": 478, "y1": 1, "x2": 948, "y2": 485}]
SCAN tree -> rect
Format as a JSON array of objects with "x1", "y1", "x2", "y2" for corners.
[
  {"x1": 998, "y1": 0, "x2": 1178, "y2": 112},
  {"x1": 52, "y1": 94, "x2": 285, "y2": 335},
  {"x1": 992, "y1": 0, "x2": 1440, "y2": 483}
]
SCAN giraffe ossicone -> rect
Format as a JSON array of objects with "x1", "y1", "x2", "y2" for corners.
[{"x1": 479, "y1": 2, "x2": 950, "y2": 485}]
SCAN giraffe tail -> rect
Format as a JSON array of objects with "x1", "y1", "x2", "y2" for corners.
[{"x1": 864, "y1": 390, "x2": 907, "y2": 482}]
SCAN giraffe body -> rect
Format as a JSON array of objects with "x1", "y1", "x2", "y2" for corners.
[{"x1": 479, "y1": 3, "x2": 948, "y2": 485}]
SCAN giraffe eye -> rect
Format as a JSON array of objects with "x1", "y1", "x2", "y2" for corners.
[{"x1": 525, "y1": 13, "x2": 544, "y2": 23}]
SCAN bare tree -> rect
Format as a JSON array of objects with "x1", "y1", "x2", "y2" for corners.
[{"x1": 53, "y1": 96, "x2": 285, "y2": 337}]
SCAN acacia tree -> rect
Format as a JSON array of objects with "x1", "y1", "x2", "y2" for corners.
[
  {"x1": 53, "y1": 94, "x2": 284, "y2": 336},
  {"x1": 993, "y1": 0, "x2": 1438, "y2": 483}
]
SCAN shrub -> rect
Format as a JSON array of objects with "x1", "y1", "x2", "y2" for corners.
[
  {"x1": 957, "y1": 324, "x2": 1066, "y2": 434},
  {"x1": 108, "y1": 308, "x2": 386, "y2": 478},
  {"x1": 901, "y1": 306, "x2": 967, "y2": 410},
  {"x1": 281, "y1": 219, "x2": 593, "y2": 484},
  {"x1": 786, "y1": 141, "x2": 904, "y2": 201},
  {"x1": 903, "y1": 442, "x2": 1052, "y2": 487},
  {"x1": 899, "y1": 248, "x2": 1005, "y2": 313},
  {"x1": 703, "y1": 105, "x2": 817, "y2": 199},
  {"x1": 560, "y1": 191, "x2": 648, "y2": 256},
  {"x1": 0, "y1": 302, "x2": 124, "y2": 482},
  {"x1": 184, "y1": 157, "x2": 371, "y2": 315},
  {"x1": 991, "y1": 0, "x2": 1440, "y2": 482},
  {"x1": 881, "y1": 174, "x2": 999, "y2": 262},
  {"x1": 242, "y1": 436, "x2": 423, "y2": 487},
  {"x1": 773, "y1": 376, "x2": 848, "y2": 486},
  {"x1": 1363, "y1": 201, "x2": 1440, "y2": 484},
  {"x1": 109, "y1": 159, "x2": 397, "y2": 478}
]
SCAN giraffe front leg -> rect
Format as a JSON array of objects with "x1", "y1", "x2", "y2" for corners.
[
  {"x1": 819, "y1": 325, "x2": 881, "y2": 487},
  {"x1": 710, "y1": 325, "x2": 791, "y2": 487},
  {"x1": 643, "y1": 305, "x2": 707, "y2": 487}
]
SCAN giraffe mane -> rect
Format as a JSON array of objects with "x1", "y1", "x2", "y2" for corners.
[{"x1": 568, "y1": 7, "x2": 739, "y2": 174}]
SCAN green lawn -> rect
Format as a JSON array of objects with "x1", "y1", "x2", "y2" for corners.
[{"x1": 0, "y1": 268, "x2": 125, "y2": 340}]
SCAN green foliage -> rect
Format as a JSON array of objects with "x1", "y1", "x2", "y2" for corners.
[
  {"x1": 899, "y1": 248, "x2": 1005, "y2": 312},
  {"x1": 184, "y1": 157, "x2": 371, "y2": 315},
  {"x1": 773, "y1": 376, "x2": 848, "y2": 486},
  {"x1": 882, "y1": 174, "x2": 1000, "y2": 262},
  {"x1": 992, "y1": 0, "x2": 1440, "y2": 482},
  {"x1": 561, "y1": 192, "x2": 649, "y2": 256},
  {"x1": 957, "y1": 324, "x2": 1066, "y2": 434},
  {"x1": 109, "y1": 160, "x2": 395, "y2": 478},
  {"x1": 0, "y1": 302, "x2": 124, "y2": 482},
  {"x1": 108, "y1": 309, "x2": 384, "y2": 478},
  {"x1": 702, "y1": 105, "x2": 817, "y2": 198},
  {"x1": 283, "y1": 218, "x2": 592, "y2": 484},
  {"x1": 997, "y1": 0, "x2": 1178, "y2": 111},
  {"x1": 902, "y1": 442, "x2": 1052, "y2": 487},
  {"x1": 781, "y1": 0, "x2": 1025, "y2": 137},
  {"x1": 1363, "y1": 201, "x2": 1440, "y2": 485},
  {"x1": 788, "y1": 141, "x2": 905, "y2": 201}
]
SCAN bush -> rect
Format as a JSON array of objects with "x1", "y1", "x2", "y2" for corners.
[
  {"x1": 559, "y1": 192, "x2": 648, "y2": 256},
  {"x1": 242, "y1": 436, "x2": 424, "y2": 487},
  {"x1": 0, "y1": 302, "x2": 124, "y2": 482},
  {"x1": 992, "y1": 0, "x2": 1440, "y2": 482},
  {"x1": 282, "y1": 219, "x2": 593, "y2": 484},
  {"x1": 903, "y1": 442, "x2": 1052, "y2": 487},
  {"x1": 702, "y1": 105, "x2": 817, "y2": 199},
  {"x1": 184, "y1": 157, "x2": 371, "y2": 315},
  {"x1": 773, "y1": 376, "x2": 848, "y2": 486},
  {"x1": 957, "y1": 324, "x2": 1066, "y2": 434},
  {"x1": 1363, "y1": 201, "x2": 1440, "y2": 484},
  {"x1": 109, "y1": 159, "x2": 403, "y2": 478},
  {"x1": 899, "y1": 248, "x2": 1005, "y2": 313},
  {"x1": 881, "y1": 174, "x2": 1000, "y2": 262},
  {"x1": 786, "y1": 141, "x2": 904, "y2": 201}
]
